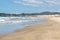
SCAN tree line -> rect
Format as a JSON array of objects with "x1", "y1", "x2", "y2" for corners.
[{"x1": 0, "y1": 12, "x2": 60, "y2": 17}]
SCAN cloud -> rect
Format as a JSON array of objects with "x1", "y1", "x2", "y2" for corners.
[
  {"x1": 13, "y1": 0, "x2": 43, "y2": 7},
  {"x1": 13, "y1": 0, "x2": 60, "y2": 7},
  {"x1": 45, "y1": 0, "x2": 60, "y2": 5},
  {"x1": 13, "y1": 1, "x2": 21, "y2": 4}
]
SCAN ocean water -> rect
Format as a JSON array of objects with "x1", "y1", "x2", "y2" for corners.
[{"x1": 0, "y1": 17, "x2": 47, "y2": 35}]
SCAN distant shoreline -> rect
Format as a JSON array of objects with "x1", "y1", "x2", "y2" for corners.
[{"x1": 0, "y1": 12, "x2": 60, "y2": 17}]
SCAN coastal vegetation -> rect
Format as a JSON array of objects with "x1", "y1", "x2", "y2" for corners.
[{"x1": 0, "y1": 12, "x2": 60, "y2": 17}]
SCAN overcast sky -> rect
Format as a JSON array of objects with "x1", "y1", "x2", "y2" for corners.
[{"x1": 0, "y1": 0, "x2": 60, "y2": 13}]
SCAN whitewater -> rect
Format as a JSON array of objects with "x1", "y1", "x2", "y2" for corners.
[{"x1": 0, "y1": 17, "x2": 47, "y2": 34}]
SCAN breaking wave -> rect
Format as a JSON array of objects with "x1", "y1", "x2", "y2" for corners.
[
  {"x1": 0, "y1": 17, "x2": 41, "y2": 24},
  {"x1": 0, "y1": 17, "x2": 47, "y2": 34}
]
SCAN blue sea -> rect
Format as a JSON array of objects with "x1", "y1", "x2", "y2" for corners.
[{"x1": 0, "y1": 17, "x2": 47, "y2": 35}]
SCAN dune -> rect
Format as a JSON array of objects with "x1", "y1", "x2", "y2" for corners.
[{"x1": 1, "y1": 17, "x2": 60, "y2": 40}]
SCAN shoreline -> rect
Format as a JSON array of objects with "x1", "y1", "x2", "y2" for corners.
[{"x1": 0, "y1": 16, "x2": 60, "y2": 40}]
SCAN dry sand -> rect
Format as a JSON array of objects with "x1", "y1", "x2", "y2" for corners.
[{"x1": 0, "y1": 17, "x2": 60, "y2": 40}]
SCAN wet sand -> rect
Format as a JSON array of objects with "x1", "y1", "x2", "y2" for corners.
[{"x1": 0, "y1": 16, "x2": 60, "y2": 40}]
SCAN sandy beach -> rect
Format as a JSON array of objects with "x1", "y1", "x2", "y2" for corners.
[{"x1": 0, "y1": 16, "x2": 60, "y2": 40}]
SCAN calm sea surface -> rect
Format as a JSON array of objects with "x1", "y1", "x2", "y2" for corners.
[{"x1": 0, "y1": 17, "x2": 47, "y2": 35}]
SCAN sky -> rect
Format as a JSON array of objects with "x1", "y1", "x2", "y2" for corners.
[{"x1": 0, "y1": 0, "x2": 60, "y2": 13}]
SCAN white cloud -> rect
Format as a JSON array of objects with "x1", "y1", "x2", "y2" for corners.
[
  {"x1": 13, "y1": 0, "x2": 60, "y2": 7},
  {"x1": 45, "y1": 0, "x2": 60, "y2": 5},
  {"x1": 23, "y1": 0, "x2": 42, "y2": 4},
  {"x1": 13, "y1": 0, "x2": 43, "y2": 7}
]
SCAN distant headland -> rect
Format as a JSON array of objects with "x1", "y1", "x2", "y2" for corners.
[{"x1": 0, "y1": 12, "x2": 60, "y2": 17}]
